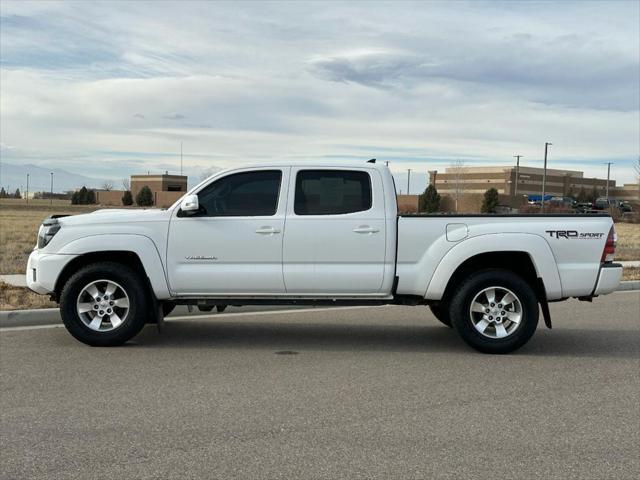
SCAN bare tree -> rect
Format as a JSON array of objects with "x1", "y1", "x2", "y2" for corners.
[
  {"x1": 635, "y1": 157, "x2": 640, "y2": 196},
  {"x1": 199, "y1": 166, "x2": 223, "y2": 181},
  {"x1": 102, "y1": 180, "x2": 114, "y2": 191},
  {"x1": 449, "y1": 159, "x2": 467, "y2": 213},
  {"x1": 121, "y1": 178, "x2": 130, "y2": 190}
]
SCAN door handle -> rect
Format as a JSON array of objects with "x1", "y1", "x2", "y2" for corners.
[
  {"x1": 255, "y1": 226, "x2": 281, "y2": 235},
  {"x1": 353, "y1": 225, "x2": 379, "y2": 234}
]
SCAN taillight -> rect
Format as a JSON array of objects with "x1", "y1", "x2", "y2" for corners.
[{"x1": 601, "y1": 226, "x2": 616, "y2": 263}]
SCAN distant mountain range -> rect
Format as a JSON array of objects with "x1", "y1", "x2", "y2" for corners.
[{"x1": 0, "y1": 162, "x2": 103, "y2": 193}]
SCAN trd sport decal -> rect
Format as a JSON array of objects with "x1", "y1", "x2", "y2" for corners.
[{"x1": 545, "y1": 230, "x2": 605, "y2": 239}]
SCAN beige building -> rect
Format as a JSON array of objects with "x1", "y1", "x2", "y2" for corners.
[
  {"x1": 429, "y1": 166, "x2": 638, "y2": 203},
  {"x1": 95, "y1": 173, "x2": 188, "y2": 208},
  {"x1": 130, "y1": 173, "x2": 187, "y2": 198}
]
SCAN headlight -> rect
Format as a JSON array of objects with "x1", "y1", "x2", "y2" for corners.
[{"x1": 37, "y1": 217, "x2": 62, "y2": 248}]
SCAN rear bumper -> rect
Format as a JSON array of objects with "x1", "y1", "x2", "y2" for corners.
[
  {"x1": 26, "y1": 250, "x2": 78, "y2": 295},
  {"x1": 593, "y1": 263, "x2": 623, "y2": 296}
]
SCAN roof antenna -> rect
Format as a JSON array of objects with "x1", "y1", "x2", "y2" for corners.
[{"x1": 367, "y1": 158, "x2": 376, "y2": 163}]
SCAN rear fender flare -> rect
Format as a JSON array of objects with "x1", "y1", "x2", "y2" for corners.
[{"x1": 425, "y1": 233, "x2": 562, "y2": 301}]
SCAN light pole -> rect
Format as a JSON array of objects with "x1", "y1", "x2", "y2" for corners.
[
  {"x1": 541, "y1": 143, "x2": 552, "y2": 212},
  {"x1": 50, "y1": 172, "x2": 53, "y2": 205},
  {"x1": 513, "y1": 155, "x2": 523, "y2": 199},
  {"x1": 26, "y1": 173, "x2": 29, "y2": 204},
  {"x1": 407, "y1": 169, "x2": 412, "y2": 195},
  {"x1": 180, "y1": 141, "x2": 183, "y2": 176},
  {"x1": 604, "y1": 162, "x2": 613, "y2": 201}
]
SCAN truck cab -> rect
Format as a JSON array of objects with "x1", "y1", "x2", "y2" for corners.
[{"x1": 167, "y1": 163, "x2": 397, "y2": 297}]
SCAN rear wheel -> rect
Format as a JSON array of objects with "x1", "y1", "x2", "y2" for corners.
[
  {"x1": 60, "y1": 262, "x2": 149, "y2": 346},
  {"x1": 429, "y1": 303, "x2": 451, "y2": 327},
  {"x1": 449, "y1": 269, "x2": 539, "y2": 354}
]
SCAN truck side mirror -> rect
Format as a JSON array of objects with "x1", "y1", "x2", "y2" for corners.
[{"x1": 180, "y1": 194, "x2": 199, "y2": 214}]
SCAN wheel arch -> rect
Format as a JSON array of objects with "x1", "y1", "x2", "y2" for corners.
[
  {"x1": 53, "y1": 234, "x2": 170, "y2": 301},
  {"x1": 440, "y1": 252, "x2": 539, "y2": 305},
  {"x1": 425, "y1": 234, "x2": 562, "y2": 302}
]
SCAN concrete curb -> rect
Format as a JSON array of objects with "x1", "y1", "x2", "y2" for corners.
[
  {"x1": 0, "y1": 309, "x2": 61, "y2": 328},
  {"x1": 617, "y1": 281, "x2": 640, "y2": 291},
  {"x1": 619, "y1": 261, "x2": 640, "y2": 268}
]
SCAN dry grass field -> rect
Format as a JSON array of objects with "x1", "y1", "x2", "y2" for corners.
[
  {"x1": 0, "y1": 199, "x2": 98, "y2": 274},
  {"x1": 1, "y1": 199, "x2": 638, "y2": 310},
  {"x1": 614, "y1": 222, "x2": 640, "y2": 261},
  {"x1": 0, "y1": 282, "x2": 57, "y2": 310}
]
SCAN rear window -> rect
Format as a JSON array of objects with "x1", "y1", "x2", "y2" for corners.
[{"x1": 294, "y1": 170, "x2": 372, "y2": 215}]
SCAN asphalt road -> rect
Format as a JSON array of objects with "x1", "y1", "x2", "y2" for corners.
[{"x1": 1, "y1": 292, "x2": 639, "y2": 479}]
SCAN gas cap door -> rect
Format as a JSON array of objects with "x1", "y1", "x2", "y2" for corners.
[{"x1": 446, "y1": 223, "x2": 468, "y2": 242}]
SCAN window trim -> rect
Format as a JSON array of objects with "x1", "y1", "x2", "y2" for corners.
[
  {"x1": 293, "y1": 169, "x2": 373, "y2": 216},
  {"x1": 182, "y1": 169, "x2": 283, "y2": 218}
]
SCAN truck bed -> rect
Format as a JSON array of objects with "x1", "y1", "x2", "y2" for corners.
[{"x1": 395, "y1": 213, "x2": 614, "y2": 300}]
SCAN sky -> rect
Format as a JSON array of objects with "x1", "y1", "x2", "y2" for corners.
[{"x1": 1, "y1": 0, "x2": 639, "y2": 193}]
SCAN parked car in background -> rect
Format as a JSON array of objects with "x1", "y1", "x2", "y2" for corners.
[
  {"x1": 619, "y1": 201, "x2": 633, "y2": 213},
  {"x1": 548, "y1": 196, "x2": 575, "y2": 209},
  {"x1": 574, "y1": 202, "x2": 594, "y2": 213},
  {"x1": 592, "y1": 197, "x2": 617, "y2": 210}
]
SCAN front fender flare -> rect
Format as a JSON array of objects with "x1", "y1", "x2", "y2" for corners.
[{"x1": 57, "y1": 234, "x2": 171, "y2": 299}]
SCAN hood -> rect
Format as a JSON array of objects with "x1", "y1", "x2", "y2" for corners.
[{"x1": 58, "y1": 208, "x2": 172, "y2": 226}]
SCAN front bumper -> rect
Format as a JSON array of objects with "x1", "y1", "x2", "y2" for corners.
[
  {"x1": 26, "y1": 250, "x2": 78, "y2": 295},
  {"x1": 593, "y1": 263, "x2": 623, "y2": 296}
]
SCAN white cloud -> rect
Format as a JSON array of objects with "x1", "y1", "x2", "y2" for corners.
[{"x1": 0, "y1": 0, "x2": 638, "y2": 186}]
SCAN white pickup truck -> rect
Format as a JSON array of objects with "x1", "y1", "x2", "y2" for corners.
[{"x1": 27, "y1": 161, "x2": 622, "y2": 353}]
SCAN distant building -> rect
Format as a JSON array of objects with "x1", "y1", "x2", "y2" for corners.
[
  {"x1": 429, "y1": 166, "x2": 638, "y2": 203},
  {"x1": 130, "y1": 173, "x2": 188, "y2": 198},
  {"x1": 95, "y1": 172, "x2": 188, "y2": 207}
]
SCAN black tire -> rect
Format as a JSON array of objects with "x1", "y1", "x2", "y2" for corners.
[
  {"x1": 449, "y1": 269, "x2": 539, "y2": 354},
  {"x1": 60, "y1": 262, "x2": 149, "y2": 346},
  {"x1": 429, "y1": 303, "x2": 452, "y2": 327}
]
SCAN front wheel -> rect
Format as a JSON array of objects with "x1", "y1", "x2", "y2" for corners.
[
  {"x1": 449, "y1": 269, "x2": 539, "y2": 354},
  {"x1": 60, "y1": 262, "x2": 149, "y2": 346}
]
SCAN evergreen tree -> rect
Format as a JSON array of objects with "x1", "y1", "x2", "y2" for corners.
[
  {"x1": 122, "y1": 190, "x2": 133, "y2": 206},
  {"x1": 419, "y1": 184, "x2": 441, "y2": 213},
  {"x1": 481, "y1": 188, "x2": 499, "y2": 213},
  {"x1": 14, "y1": 188, "x2": 21, "y2": 199},
  {"x1": 79, "y1": 186, "x2": 88, "y2": 203},
  {"x1": 0, "y1": 187, "x2": 6, "y2": 198},
  {"x1": 71, "y1": 186, "x2": 96, "y2": 205},
  {"x1": 136, "y1": 186, "x2": 154, "y2": 206},
  {"x1": 589, "y1": 186, "x2": 599, "y2": 203},
  {"x1": 576, "y1": 186, "x2": 588, "y2": 203},
  {"x1": 566, "y1": 186, "x2": 574, "y2": 199}
]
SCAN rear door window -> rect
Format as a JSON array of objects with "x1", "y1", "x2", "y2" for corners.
[{"x1": 294, "y1": 170, "x2": 372, "y2": 215}]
